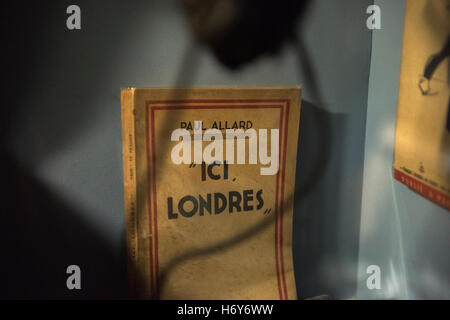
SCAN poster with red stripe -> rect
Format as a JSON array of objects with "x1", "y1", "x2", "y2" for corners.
[
  {"x1": 393, "y1": 0, "x2": 450, "y2": 211},
  {"x1": 121, "y1": 87, "x2": 301, "y2": 299}
]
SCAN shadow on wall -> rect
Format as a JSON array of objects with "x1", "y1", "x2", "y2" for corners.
[
  {"x1": 293, "y1": 102, "x2": 359, "y2": 299},
  {"x1": 1, "y1": 0, "x2": 138, "y2": 299},
  {"x1": 0, "y1": 154, "x2": 128, "y2": 299}
]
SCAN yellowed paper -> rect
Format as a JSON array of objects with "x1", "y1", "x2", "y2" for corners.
[
  {"x1": 121, "y1": 87, "x2": 302, "y2": 299},
  {"x1": 394, "y1": 0, "x2": 450, "y2": 211}
]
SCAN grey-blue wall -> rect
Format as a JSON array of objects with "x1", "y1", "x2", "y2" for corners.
[{"x1": 358, "y1": 0, "x2": 450, "y2": 299}]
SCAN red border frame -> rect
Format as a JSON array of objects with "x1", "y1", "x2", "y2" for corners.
[
  {"x1": 394, "y1": 169, "x2": 450, "y2": 211},
  {"x1": 145, "y1": 99, "x2": 291, "y2": 299}
]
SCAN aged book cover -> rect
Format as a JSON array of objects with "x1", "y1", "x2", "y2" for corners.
[
  {"x1": 393, "y1": 0, "x2": 449, "y2": 211},
  {"x1": 121, "y1": 87, "x2": 301, "y2": 299}
]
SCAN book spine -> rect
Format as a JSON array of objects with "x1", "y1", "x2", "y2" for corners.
[{"x1": 121, "y1": 88, "x2": 138, "y2": 298}]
